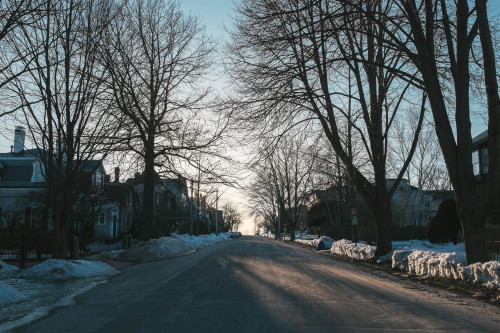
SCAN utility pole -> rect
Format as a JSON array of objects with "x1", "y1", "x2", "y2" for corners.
[
  {"x1": 215, "y1": 189, "x2": 219, "y2": 237},
  {"x1": 276, "y1": 198, "x2": 281, "y2": 240},
  {"x1": 190, "y1": 179, "x2": 194, "y2": 235},
  {"x1": 196, "y1": 165, "x2": 201, "y2": 236}
]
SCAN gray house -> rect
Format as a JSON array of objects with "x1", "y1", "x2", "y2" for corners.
[
  {"x1": 0, "y1": 127, "x2": 109, "y2": 239},
  {"x1": 0, "y1": 127, "x2": 48, "y2": 229}
]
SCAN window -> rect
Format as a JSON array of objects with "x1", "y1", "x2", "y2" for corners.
[
  {"x1": 424, "y1": 197, "x2": 431, "y2": 208},
  {"x1": 98, "y1": 213, "x2": 105, "y2": 225},
  {"x1": 472, "y1": 150, "x2": 480, "y2": 176},
  {"x1": 95, "y1": 171, "x2": 103, "y2": 188},
  {"x1": 481, "y1": 147, "x2": 489, "y2": 174}
]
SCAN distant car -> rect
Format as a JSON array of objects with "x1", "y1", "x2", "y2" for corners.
[{"x1": 230, "y1": 232, "x2": 242, "y2": 238}]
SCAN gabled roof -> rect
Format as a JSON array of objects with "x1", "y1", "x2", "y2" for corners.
[
  {"x1": 472, "y1": 130, "x2": 488, "y2": 146},
  {"x1": 0, "y1": 147, "x2": 104, "y2": 186},
  {"x1": 80, "y1": 160, "x2": 104, "y2": 174},
  {"x1": 164, "y1": 177, "x2": 188, "y2": 198}
]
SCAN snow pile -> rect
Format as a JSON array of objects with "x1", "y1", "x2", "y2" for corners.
[
  {"x1": 330, "y1": 239, "x2": 376, "y2": 260},
  {"x1": 459, "y1": 261, "x2": 500, "y2": 289},
  {"x1": 117, "y1": 233, "x2": 230, "y2": 262},
  {"x1": 17, "y1": 259, "x2": 119, "y2": 280},
  {"x1": 392, "y1": 247, "x2": 500, "y2": 289},
  {"x1": 0, "y1": 281, "x2": 25, "y2": 305},
  {"x1": 392, "y1": 250, "x2": 466, "y2": 277},
  {"x1": 295, "y1": 236, "x2": 334, "y2": 249},
  {"x1": 0, "y1": 260, "x2": 19, "y2": 275},
  {"x1": 261, "y1": 232, "x2": 275, "y2": 239},
  {"x1": 174, "y1": 233, "x2": 230, "y2": 248},
  {"x1": 117, "y1": 237, "x2": 195, "y2": 262}
]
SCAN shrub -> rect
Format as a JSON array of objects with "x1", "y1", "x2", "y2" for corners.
[{"x1": 428, "y1": 198, "x2": 461, "y2": 244}]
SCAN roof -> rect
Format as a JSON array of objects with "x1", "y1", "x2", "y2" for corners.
[
  {"x1": 0, "y1": 148, "x2": 42, "y2": 160},
  {"x1": 472, "y1": 130, "x2": 488, "y2": 145},
  {"x1": 0, "y1": 150, "x2": 39, "y2": 183},
  {"x1": 163, "y1": 177, "x2": 188, "y2": 199},
  {"x1": 424, "y1": 190, "x2": 454, "y2": 201},
  {"x1": 80, "y1": 160, "x2": 104, "y2": 173},
  {"x1": 0, "y1": 147, "x2": 104, "y2": 186}
]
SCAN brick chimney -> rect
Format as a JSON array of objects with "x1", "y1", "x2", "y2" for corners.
[
  {"x1": 114, "y1": 167, "x2": 120, "y2": 183},
  {"x1": 13, "y1": 126, "x2": 25, "y2": 153}
]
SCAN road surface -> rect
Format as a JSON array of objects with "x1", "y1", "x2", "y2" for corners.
[{"x1": 14, "y1": 236, "x2": 500, "y2": 332}]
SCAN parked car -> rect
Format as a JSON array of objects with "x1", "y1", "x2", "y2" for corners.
[{"x1": 230, "y1": 232, "x2": 242, "y2": 238}]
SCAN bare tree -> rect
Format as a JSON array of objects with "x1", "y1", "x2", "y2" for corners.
[
  {"x1": 222, "y1": 201, "x2": 242, "y2": 232},
  {"x1": 0, "y1": 0, "x2": 46, "y2": 117},
  {"x1": 229, "y1": 0, "x2": 425, "y2": 255},
  {"x1": 362, "y1": 0, "x2": 499, "y2": 263},
  {"x1": 245, "y1": 131, "x2": 319, "y2": 240},
  {"x1": 102, "y1": 0, "x2": 219, "y2": 240},
  {"x1": 7, "y1": 0, "x2": 115, "y2": 258},
  {"x1": 389, "y1": 111, "x2": 451, "y2": 192}
]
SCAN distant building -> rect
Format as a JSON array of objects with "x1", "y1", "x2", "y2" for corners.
[{"x1": 387, "y1": 178, "x2": 454, "y2": 227}]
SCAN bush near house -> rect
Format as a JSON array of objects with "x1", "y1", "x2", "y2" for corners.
[{"x1": 428, "y1": 198, "x2": 461, "y2": 244}]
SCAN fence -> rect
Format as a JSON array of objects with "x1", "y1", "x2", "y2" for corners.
[{"x1": 0, "y1": 232, "x2": 51, "y2": 268}]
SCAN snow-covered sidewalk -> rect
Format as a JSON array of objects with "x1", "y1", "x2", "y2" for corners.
[{"x1": 293, "y1": 235, "x2": 500, "y2": 290}]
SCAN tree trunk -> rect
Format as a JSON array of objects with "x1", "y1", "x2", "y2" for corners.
[
  {"x1": 53, "y1": 215, "x2": 67, "y2": 259},
  {"x1": 141, "y1": 148, "x2": 155, "y2": 241},
  {"x1": 374, "y1": 193, "x2": 392, "y2": 257},
  {"x1": 461, "y1": 213, "x2": 487, "y2": 264}
]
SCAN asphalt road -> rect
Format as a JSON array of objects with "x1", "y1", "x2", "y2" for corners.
[{"x1": 14, "y1": 236, "x2": 500, "y2": 332}]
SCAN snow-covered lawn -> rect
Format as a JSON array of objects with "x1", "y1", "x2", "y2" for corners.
[{"x1": 292, "y1": 235, "x2": 500, "y2": 290}]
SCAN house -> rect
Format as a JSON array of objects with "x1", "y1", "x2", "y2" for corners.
[
  {"x1": 90, "y1": 167, "x2": 137, "y2": 240},
  {"x1": 472, "y1": 129, "x2": 489, "y2": 180},
  {"x1": 471, "y1": 130, "x2": 500, "y2": 227},
  {"x1": 388, "y1": 178, "x2": 454, "y2": 227},
  {"x1": 0, "y1": 126, "x2": 110, "y2": 239},
  {"x1": 305, "y1": 178, "x2": 453, "y2": 240},
  {"x1": 0, "y1": 127, "x2": 48, "y2": 229}
]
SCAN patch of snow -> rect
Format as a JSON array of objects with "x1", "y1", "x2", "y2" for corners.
[
  {"x1": 117, "y1": 238, "x2": 195, "y2": 262},
  {"x1": 330, "y1": 239, "x2": 376, "y2": 260},
  {"x1": 0, "y1": 279, "x2": 106, "y2": 332},
  {"x1": 16, "y1": 259, "x2": 119, "y2": 280},
  {"x1": 0, "y1": 281, "x2": 25, "y2": 305},
  {"x1": 295, "y1": 236, "x2": 334, "y2": 249},
  {"x1": 117, "y1": 233, "x2": 230, "y2": 262},
  {"x1": 0, "y1": 261, "x2": 19, "y2": 277},
  {"x1": 392, "y1": 243, "x2": 500, "y2": 290}
]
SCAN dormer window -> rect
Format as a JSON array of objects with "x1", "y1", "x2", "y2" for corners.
[
  {"x1": 31, "y1": 162, "x2": 45, "y2": 182},
  {"x1": 93, "y1": 169, "x2": 104, "y2": 189}
]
